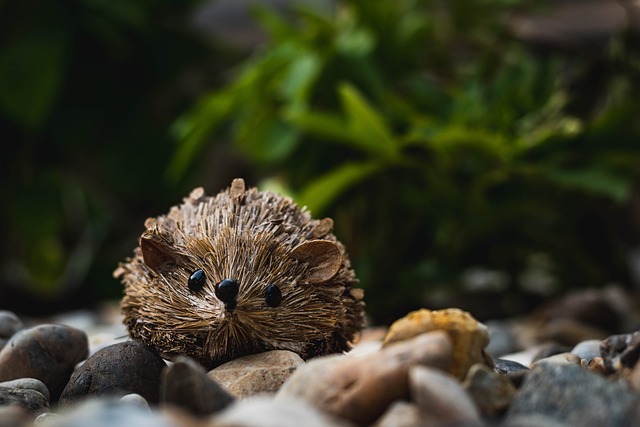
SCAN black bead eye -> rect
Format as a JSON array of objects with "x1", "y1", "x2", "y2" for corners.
[
  {"x1": 188, "y1": 269, "x2": 206, "y2": 291},
  {"x1": 215, "y1": 279, "x2": 239, "y2": 310},
  {"x1": 265, "y1": 284, "x2": 282, "y2": 307}
]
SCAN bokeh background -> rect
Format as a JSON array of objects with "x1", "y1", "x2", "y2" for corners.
[{"x1": 4, "y1": 0, "x2": 640, "y2": 325}]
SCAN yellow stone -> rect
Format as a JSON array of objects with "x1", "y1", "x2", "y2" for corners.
[{"x1": 383, "y1": 308, "x2": 490, "y2": 379}]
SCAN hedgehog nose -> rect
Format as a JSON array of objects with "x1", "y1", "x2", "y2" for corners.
[{"x1": 215, "y1": 279, "x2": 239, "y2": 310}]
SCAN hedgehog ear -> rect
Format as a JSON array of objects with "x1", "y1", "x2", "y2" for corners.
[
  {"x1": 140, "y1": 233, "x2": 178, "y2": 273},
  {"x1": 290, "y1": 240, "x2": 343, "y2": 284}
]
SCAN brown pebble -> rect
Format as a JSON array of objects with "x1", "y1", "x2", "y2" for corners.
[
  {"x1": 208, "y1": 350, "x2": 303, "y2": 398},
  {"x1": 0, "y1": 324, "x2": 88, "y2": 400},
  {"x1": 383, "y1": 308, "x2": 490, "y2": 379},
  {"x1": 277, "y1": 330, "x2": 452, "y2": 426}
]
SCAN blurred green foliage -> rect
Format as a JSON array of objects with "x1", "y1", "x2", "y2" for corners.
[
  {"x1": 174, "y1": 0, "x2": 640, "y2": 322},
  {"x1": 0, "y1": 0, "x2": 228, "y2": 311}
]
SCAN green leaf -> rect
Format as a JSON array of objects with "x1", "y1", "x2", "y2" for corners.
[
  {"x1": 338, "y1": 82, "x2": 399, "y2": 157},
  {"x1": 0, "y1": 30, "x2": 68, "y2": 128},
  {"x1": 297, "y1": 161, "x2": 383, "y2": 213}
]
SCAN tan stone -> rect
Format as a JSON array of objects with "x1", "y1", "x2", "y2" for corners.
[
  {"x1": 208, "y1": 350, "x2": 304, "y2": 398},
  {"x1": 383, "y1": 308, "x2": 490, "y2": 379},
  {"x1": 277, "y1": 331, "x2": 452, "y2": 426}
]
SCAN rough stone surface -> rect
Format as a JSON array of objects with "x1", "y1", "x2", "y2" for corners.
[
  {"x1": 0, "y1": 380, "x2": 49, "y2": 417},
  {"x1": 506, "y1": 363, "x2": 640, "y2": 426},
  {"x1": 382, "y1": 308, "x2": 490, "y2": 379},
  {"x1": 277, "y1": 330, "x2": 452, "y2": 426},
  {"x1": 161, "y1": 356, "x2": 234, "y2": 416},
  {"x1": 600, "y1": 330, "x2": 640, "y2": 372},
  {"x1": 463, "y1": 363, "x2": 516, "y2": 415},
  {"x1": 212, "y1": 396, "x2": 354, "y2": 427},
  {"x1": 371, "y1": 401, "x2": 422, "y2": 427},
  {"x1": 409, "y1": 365, "x2": 482, "y2": 426},
  {"x1": 0, "y1": 324, "x2": 88, "y2": 400},
  {"x1": 59, "y1": 340, "x2": 166, "y2": 407},
  {"x1": 0, "y1": 378, "x2": 49, "y2": 401},
  {"x1": 208, "y1": 350, "x2": 303, "y2": 398},
  {"x1": 0, "y1": 311, "x2": 23, "y2": 351}
]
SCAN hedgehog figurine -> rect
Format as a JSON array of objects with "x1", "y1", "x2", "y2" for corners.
[{"x1": 114, "y1": 178, "x2": 365, "y2": 368}]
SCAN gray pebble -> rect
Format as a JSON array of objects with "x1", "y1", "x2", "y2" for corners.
[
  {"x1": 161, "y1": 356, "x2": 234, "y2": 416},
  {"x1": 571, "y1": 339, "x2": 602, "y2": 360},
  {"x1": 0, "y1": 378, "x2": 50, "y2": 401},
  {"x1": 506, "y1": 363, "x2": 640, "y2": 426},
  {"x1": 485, "y1": 320, "x2": 518, "y2": 357},
  {"x1": 119, "y1": 393, "x2": 150, "y2": 411},
  {"x1": 0, "y1": 383, "x2": 49, "y2": 417},
  {"x1": 494, "y1": 358, "x2": 529, "y2": 375},
  {"x1": 59, "y1": 340, "x2": 165, "y2": 408},
  {"x1": 0, "y1": 324, "x2": 88, "y2": 400},
  {"x1": 45, "y1": 398, "x2": 178, "y2": 427}
]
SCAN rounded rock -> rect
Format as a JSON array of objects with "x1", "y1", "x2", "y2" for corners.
[
  {"x1": 278, "y1": 330, "x2": 452, "y2": 426},
  {"x1": 212, "y1": 396, "x2": 353, "y2": 427},
  {"x1": 409, "y1": 365, "x2": 481, "y2": 426},
  {"x1": 59, "y1": 340, "x2": 166, "y2": 408},
  {"x1": 0, "y1": 378, "x2": 50, "y2": 401},
  {"x1": 382, "y1": 308, "x2": 490, "y2": 379},
  {"x1": 372, "y1": 401, "x2": 422, "y2": 427},
  {"x1": 45, "y1": 398, "x2": 178, "y2": 427},
  {"x1": 0, "y1": 381, "x2": 49, "y2": 417},
  {"x1": 208, "y1": 350, "x2": 304, "y2": 398},
  {"x1": 0, "y1": 324, "x2": 88, "y2": 400},
  {"x1": 530, "y1": 352, "x2": 581, "y2": 369},
  {"x1": 161, "y1": 356, "x2": 234, "y2": 416},
  {"x1": 462, "y1": 363, "x2": 517, "y2": 415}
]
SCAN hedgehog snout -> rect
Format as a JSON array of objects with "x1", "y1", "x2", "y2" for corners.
[{"x1": 214, "y1": 278, "x2": 239, "y2": 310}]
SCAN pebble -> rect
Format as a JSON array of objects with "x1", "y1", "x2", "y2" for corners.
[
  {"x1": 371, "y1": 401, "x2": 422, "y2": 427},
  {"x1": 0, "y1": 324, "x2": 88, "y2": 400},
  {"x1": 409, "y1": 365, "x2": 482, "y2": 426},
  {"x1": 494, "y1": 358, "x2": 529, "y2": 375},
  {"x1": 211, "y1": 396, "x2": 354, "y2": 427},
  {"x1": 581, "y1": 357, "x2": 607, "y2": 375},
  {"x1": 462, "y1": 363, "x2": 516, "y2": 415},
  {"x1": 0, "y1": 379, "x2": 49, "y2": 417},
  {"x1": 382, "y1": 308, "x2": 490, "y2": 379},
  {"x1": 530, "y1": 352, "x2": 581, "y2": 369},
  {"x1": 119, "y1": 393, "x2": 150, "y2": 410},
  {"x1": 506, "y1": 363, "x2": 640, "y2": 426},
  {"x1": 0, "y1": 311, "x2": 23, "y2": 351},
  {"x1": 59, "y1": 340, "x2": 166, "y2": 407},
  {"x1": 161, "y1": 356, "x2": 234, "y2": 416},
  {"x1": 600, "y1": 330, "x2": 640, "y2": 372},
  {"x1": 45, "y1": 398, "x2": 179, "y2": 427},
  {"x1": 0, "y1": 378, "x2": 50, "y2": 401},
  {"x1": 570, "y1": 339, "x2": 603, "y2": 360},
  {"x1": 277, "y1": 330, "x2": 452, "y2": 426},
  {"x1": 208, "y1": 350, "x2": 303, "y2": 398}
]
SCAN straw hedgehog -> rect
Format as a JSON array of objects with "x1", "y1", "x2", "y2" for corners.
[{"x1": 115, "y1": 178, "x2": 365, "y2": 367}]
